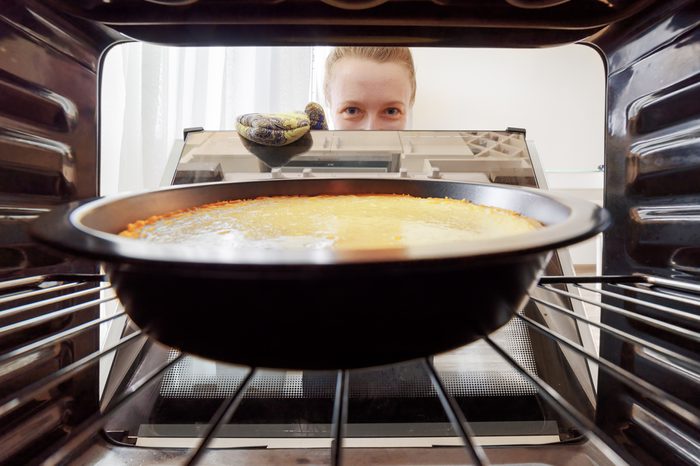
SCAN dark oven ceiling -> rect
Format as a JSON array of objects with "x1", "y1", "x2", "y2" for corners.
[{"x1": 42, "y1": 0, "x2": 659, "y2": 47}]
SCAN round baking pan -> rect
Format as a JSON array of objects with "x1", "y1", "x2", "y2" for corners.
[{"x1": 30, "y1": 178, "x2": 609, "y2": 369}]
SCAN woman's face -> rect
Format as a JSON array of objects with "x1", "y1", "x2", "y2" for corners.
[{"x1": 328, "y1": 57, "x2": 412, "y2": 130}]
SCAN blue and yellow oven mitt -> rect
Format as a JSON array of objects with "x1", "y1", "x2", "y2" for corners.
[{"x1": 236, "y1": 102, "x2": 328, "y2": 147}]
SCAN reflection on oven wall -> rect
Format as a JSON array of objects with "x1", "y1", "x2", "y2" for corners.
[{"x1": 100, "y1": 43, "x2": 604, "y2": 272}]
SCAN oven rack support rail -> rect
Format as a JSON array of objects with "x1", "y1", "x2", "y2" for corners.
[{"x1": 0, "y1": 273, "x2": 698, "y2": 465}]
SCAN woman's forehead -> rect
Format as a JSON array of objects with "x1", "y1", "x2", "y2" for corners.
[{"x1": 330, "y1": 58, "x2": 412, "y2": 103}]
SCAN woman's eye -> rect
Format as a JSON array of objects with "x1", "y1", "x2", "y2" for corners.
[
  {"x1": 384, "y1": 107, "x2": 401, "y2": 117},
  {"x1": 343, "y1": 107, "x2": 361, "y2": 116}
]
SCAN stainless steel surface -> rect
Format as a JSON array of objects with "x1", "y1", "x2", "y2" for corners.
[
  {"x1": 0, "y1": 0, "x2": 121, "y2": 281},
  {"x1": 1, "y1": 0, "x2": 697, "y2": 464},
  {"x1": 71, "y1": 440, "x2": 618, "y2": 466},
  {"x1": 41, "y1": 0, "x2": 656, "y2": 48},
  {"x1": 593, "y1": 0, "x2": 700, "y2": 279}
]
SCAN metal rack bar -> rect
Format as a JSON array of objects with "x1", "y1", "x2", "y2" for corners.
[
  {"x1": 638, "y1": 348, "x2": 700, "y2": 385},
  {"x1": 0, "y1": 310, "x2": 127, "y2": 364},
  {"x1": 0, "y1": 295, "x2": 118, "y2": 337},
  {"x1": 41, "y1": 353, "x2": 187, "y2": 466},
  {"x1": 576, "y1": 283, "x2": 700, "y2": 326},
  {"x1": 613, "y1": 283, "x2": 700, "y2": 308},
  {"x1": 538, "y1": 275, "x2": 644, "y2": 285},
  {"x1": 330, "y1": 369, "x2": 349, "y2": 466},
  {"x1": 645, "y1": 275, "x2": 700, "y2": 294},
  {"x1": 186, "y1": 368, "x2": 256, "y2": 466},
  {"x1": 631, "y1": 403, "x2": 700, "y2": 465},
  {"x1": 541, "y1": 284, "x2": 700, "y2": 342},
  {"x1": 0, "y1": 275, "x2": 105, "y2": 293},
  {"x1": 0, "y1": 275, "x2": 50, "y2": 292},
  {"x1": 515, "y1": 313, "x2": 700, "y2": 429},
  {"x1": 483, "y1": 336, "x2": 632, "y2": 465},
  {"x1": 423, "y1": 358, "x2": 490, "y2": 466},
  {"x1": 0, "y1": 329, "x2": 144, "y2": 418},
  {"x1": 529, "y1": 295, "x2": 700, "y2": 377},
  {"x1": 0, "y1": 283, "x2": 112, "y2": 320},
  {"x1": 0, "y1": 282, "x2": 85, "y2": 306}
]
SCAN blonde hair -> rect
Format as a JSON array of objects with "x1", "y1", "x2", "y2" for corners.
[{"x1": 324, "y1": 47, "x2": 416, "y2": 107}]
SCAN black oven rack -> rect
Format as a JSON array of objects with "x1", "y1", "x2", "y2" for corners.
[{"x1": 0, "y1": 273, "x2": 698, "y2": 465}]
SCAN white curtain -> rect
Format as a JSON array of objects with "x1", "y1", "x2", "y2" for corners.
[{"x1": 100, "y1": 44, "x2": 314, "y2": 195}]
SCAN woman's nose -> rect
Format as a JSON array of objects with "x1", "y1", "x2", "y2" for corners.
[{"x1": 365, "y1": 114, "x2": 381, "y2": 130}]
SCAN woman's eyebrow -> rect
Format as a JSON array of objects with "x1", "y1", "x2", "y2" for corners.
[{"x1": 338, "y1": 100, "x2": 362, "y2": 107}]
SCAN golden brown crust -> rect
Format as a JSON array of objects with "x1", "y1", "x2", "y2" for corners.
[{"x1": 119, "y1": 200, "x2": 242, "y2": 238}]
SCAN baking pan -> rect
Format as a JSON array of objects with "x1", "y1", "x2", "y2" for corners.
[{"x1": 30, "y1": 178, "x2": 609, "y2": 369}]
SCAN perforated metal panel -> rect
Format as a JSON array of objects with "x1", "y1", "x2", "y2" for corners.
[{"x1": 158, "y1": 316, "x2": 537, "y2": 399}]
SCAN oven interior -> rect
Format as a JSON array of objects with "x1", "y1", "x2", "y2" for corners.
[{"x1": 1, "y1": 1, "x2": 699, "y2": 465}]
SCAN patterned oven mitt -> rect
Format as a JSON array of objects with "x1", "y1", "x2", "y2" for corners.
[{"x1": 236, "y1": 102, "x2": 328, "y2": 147}]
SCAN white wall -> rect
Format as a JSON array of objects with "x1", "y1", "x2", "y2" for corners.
[{"x1": 411, "y1": 45, "x2": 606, "y2": 177}]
